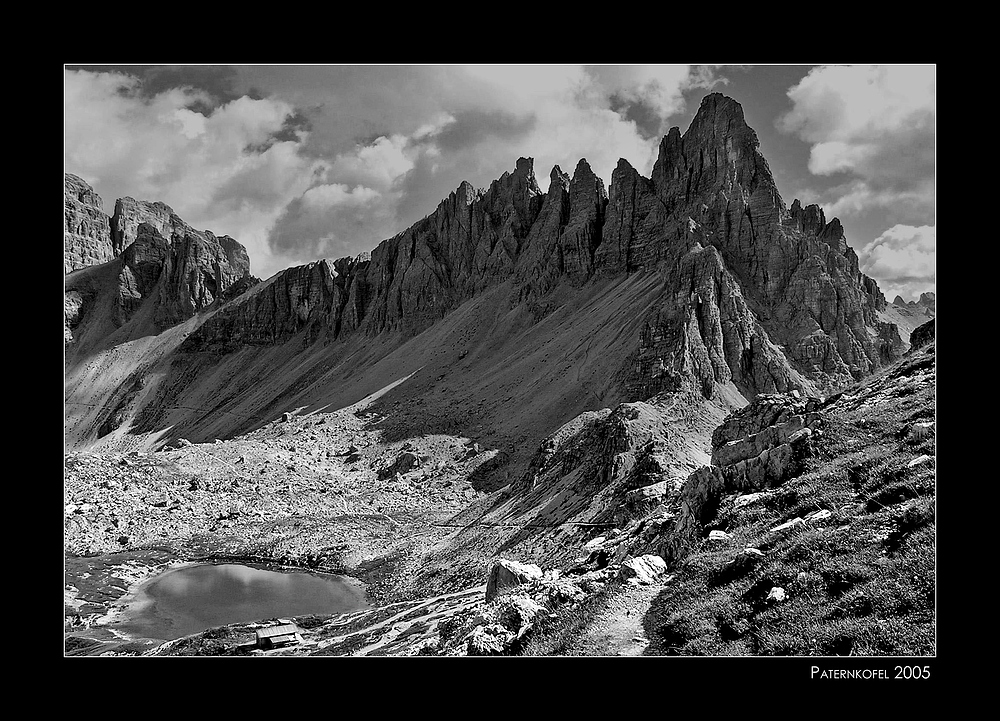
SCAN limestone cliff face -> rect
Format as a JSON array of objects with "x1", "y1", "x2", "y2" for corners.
[
  {"x1": 65, "y1": 174, "x2": 114, "y2": 273},
  {"x1": 360, "y1": 157, "x2": 544, "y2": 336},
  {"x1": 116, "y1": 218, "x2": 254, "y2": 328},
  {"x1": 70, "y1": 93, "x2": 903, "y2": 408},
  {"x1": 514, "y1": 160, "x2": 608, "y2": 303},
  {"x1": 910, "y1": 318, "x2": 935, "y2": 348},
  {"x1": 64, "y1": 176, "x2": 255, "y2": 344},
  {"x1": 180, "y1": 257, "x2": 364, "y2": 352},
  {"x1": 110, "y1": 197, "x2": 175, "y2": 257},
  {"x1": 190, "y1": 157, "x2": 547, "y2": 348},
  {"x1": 592, "y1": 94, "x2": 900, "y2": 391},
  {"x1": 626, "y1": 242, "x2": 812, "y2": 400}
]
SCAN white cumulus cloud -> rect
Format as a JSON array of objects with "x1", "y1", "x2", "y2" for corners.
[
  {"x1": 859, "y1": 224, "x2": 936, "y2": 302},
  {"x1": 64, "y1": 69, "x2": 323, "y2": 280},
  {"x1": 778, "y1": 64, "x2": 935, "y2": 223}
]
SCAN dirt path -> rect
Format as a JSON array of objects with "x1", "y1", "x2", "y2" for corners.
[{"x1": 561, "y1": 583, "x2": 664, "y2": 656}]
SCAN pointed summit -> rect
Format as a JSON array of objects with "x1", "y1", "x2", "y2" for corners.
[
  {"x1": 549, "y1": 164, "x2": 571, "y2": 193},
  {"x1": 690, "y1": 92, "x2": 750, "y2": 127},
  {"x1": 570, "y1": 158, "x2": 607, "y2": 203}
]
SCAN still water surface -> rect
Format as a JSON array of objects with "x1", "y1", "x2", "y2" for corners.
[{"x1": 117, "y1": 563, "x2": 368, "y2": 641}]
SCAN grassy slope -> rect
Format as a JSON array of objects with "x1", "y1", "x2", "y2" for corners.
[{"x1": 531, "y1": 343, "x2": 936, "y2": 656}]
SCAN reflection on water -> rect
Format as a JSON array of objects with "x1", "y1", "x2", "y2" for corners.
[{"x1": 117, "y1": 563, "x2": 368, "y2": 641}]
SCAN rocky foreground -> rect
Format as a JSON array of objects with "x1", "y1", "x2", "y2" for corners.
[{"x1": 66, "y1": 335, "x2": 934, "y2": 656}]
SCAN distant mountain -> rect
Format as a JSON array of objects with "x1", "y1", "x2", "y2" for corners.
[{"x1": 64, "y1": 93, "x2": 903, "y2": 483}]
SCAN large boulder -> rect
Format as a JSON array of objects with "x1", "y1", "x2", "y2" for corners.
[
  {"x1": 619, "y1": 554, "x2": 668, "y2": 585},
  {"x1": 378, "y1": 451, "x2": 420, "y2": 480},
  {"x1": 485, "y1": 559, "x2": 543, "y2": 602}
]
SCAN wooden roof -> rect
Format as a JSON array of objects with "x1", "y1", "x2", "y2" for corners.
[{"x1": 256, "y1": 624, "x2": 298, "y2": 639}]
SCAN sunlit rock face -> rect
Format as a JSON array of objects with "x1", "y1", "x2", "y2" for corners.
[
  {"x1": 184, "y1": 99, "x2": 900, "y2": 397},
  {"x1": 65, "y1": 174, "x2": 114, "y2": 273},
  {"x1": 65, "y1": 93, "x2": 905, "y2": 457}
]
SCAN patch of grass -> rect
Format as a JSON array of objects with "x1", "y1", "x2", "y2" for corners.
[
  {"x1": 64, "y1": 636, "x2": 103, "y2": 654},
  {"x1": 164, "y1": 628, "x2": 255, "y2": 656},
  {"x1": 819, "y1": 559, "x2": 874, "y2": 596},
  {"x1": 293, "y1": 614, "x2": 328, "y2": 630},
  {"x1": 657, "y1": 614, "x2": 718, "y2": 655},
  {"x1": 865, "y1": 483, "x2": 923, "y2": 512},
  {"x1": 201, "y1": 625, "x2": 235, "y2": 640},
  {"x1": 761, "y1": 487, "x2": 801, "y2": 513},
  {"x1": 779, "y1": 527, "x2": 834, "y2": 565},
  {"x1": 741, "y1": 574, "x2": 794, "y2": 611},
  {"x1": 518, "y1": 585, "x2": 614, "y2": 656},
  {"x1": 885, "y1": 499, "x2": 935, "y2": 553},
  {"x1": 638, "y1": 347, "x2": 935, "y2": 656},
  {"x1": 825, "y1": 587, "x2": 875, "y2": 620},
  {"x1": 706, "y1": 553, "x2": 758, "y2": 587},
  {"x1": 747, "y1": 626, "x2": 811, "y2": 655}
]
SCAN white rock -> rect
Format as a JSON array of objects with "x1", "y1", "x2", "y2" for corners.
[
  {"x1": 584, "y1": 536, "x2": 606, "y2": 550},
  {"x1": 805, "y1": 509, "x2": 832, "y2": 522},
  {"x1": 708, "y1": 530, "x2": 731, "y2": 541},
  {"x1": 788, "y1": 427, "x2": 813, "y2": 444},
  {"x1": 907, "y1": 422, "x2": 935, "y2": 440},
  {"x1": 485, "y1": 559, "x2": 544, "y2": 602},
  {"x1": 734, "y1": 492, "x2": 766, "y2": 509},
  {"x1": 770, "y1": 517, "x2": 804, "y2": 533},
  {"x1": 908, "y1": 455, "x2": 933, "y2": 468},
  {"x1": 619, "y1": 555, "x2": 668, "y2": 585},
  {"x1": 767, "y1": 586, "x2": 787, "y2": 603}
]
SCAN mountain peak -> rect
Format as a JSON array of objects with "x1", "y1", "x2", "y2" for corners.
[{"x1": 688, "y1": 93, "x2": 751, "y2": 136}]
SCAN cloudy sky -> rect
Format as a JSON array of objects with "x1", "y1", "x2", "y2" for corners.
[{"x1": 64, "y1": 64, "x2": 935, "y2": 301}]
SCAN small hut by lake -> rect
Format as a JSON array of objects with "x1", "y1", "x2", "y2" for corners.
[{"x1": 255, "y1": 623, "x2": 302, "y2": 649}]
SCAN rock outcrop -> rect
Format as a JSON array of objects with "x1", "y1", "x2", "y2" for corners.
[
  {"x1": 65, "y1": 174, "x2": 113, "y2": 274},
  {"x1": 659, "y1": 390, "x2": 825, "y2": 564},
  {"x1": 485, "y1": 559, "x2": 543, "y2": 603},
  {"x1": 65, "y1": 179, "x2": 256, "y2": 348},
  {"x1": 102, "y1": 193, "x2": 255, "y2": 329},
  {"x1": 110, "y1": 197, "x2": 175, "y2": 257},
  {"x1": 180, "y1": 95, "x2": 899, "y2": 400},
  {"x1": 66, "y1": 93, "x2": 906, "y2": 462},
  {"x1": 910, "y1": 318, "x2": 935, "y2": 348},
  {"x1": 619, "y1": 554, "x2": 668, "y2": 585},
  {"x1": 180, "y1": 258, "x2": 350, "y2": 352},
  {"x1": 892, "y1": 292, "x2": 935, "y2": 318},
  {"x1": 594, "y1": 96, "x2": 899, "y2": 392}
]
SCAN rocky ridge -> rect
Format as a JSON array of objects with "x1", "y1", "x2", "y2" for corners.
[
  {"x1": 893, "y1": 292, "x2": 936, "y2": 316},
  {"x1": 64, "y1": 178, "x2": 256, "y2": 347},
  {"x1": 910, "y1": 318, "x2": 935, "y2": 348},
  {"x1": 175, "y1": 93, "x2": 900, "y2": 403},
  {"x1": 65, "y1": 94, "x2": 906, "y2": 497},
  {"x1": 65, "y1": 174, "x2": 114, "y2": 274}
]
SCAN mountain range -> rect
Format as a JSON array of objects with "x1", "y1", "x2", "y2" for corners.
[
  {"x1": 65, "y1": 93, "x2": 904, "y2": 463},
  {"x1": 64, "y1": 93, "x2": 934, "y2": 657}
]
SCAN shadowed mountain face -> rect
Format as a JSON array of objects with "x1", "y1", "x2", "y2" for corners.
[{"x1": 64, "y1": 94, "x2": 903, "y2": 476}]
